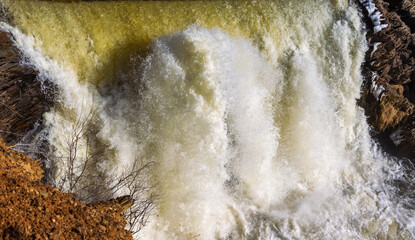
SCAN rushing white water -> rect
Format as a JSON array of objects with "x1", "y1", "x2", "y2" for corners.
[{"x1": 2, "y1": 0, "x2": 415, "y2": 239}]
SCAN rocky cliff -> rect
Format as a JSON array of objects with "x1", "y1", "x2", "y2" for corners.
[{"x1": 358, "y1": 0, "x2": 415, "y2": 161}]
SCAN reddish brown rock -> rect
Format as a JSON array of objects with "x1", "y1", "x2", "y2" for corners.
[{"x1": 0, "y1": 31, "x2": 54, "y2": 145}]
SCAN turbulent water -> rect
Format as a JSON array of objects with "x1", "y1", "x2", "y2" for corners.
[{"x1": 2, "y1": 0, "x2": 415, "y2": 239}]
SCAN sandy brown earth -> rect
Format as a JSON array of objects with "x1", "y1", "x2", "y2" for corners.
[{"x1": 0, "y1": 138, "x2": 133, "y2": 239}]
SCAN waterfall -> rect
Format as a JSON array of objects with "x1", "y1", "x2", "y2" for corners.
[{"x1": 2, "y1": 0, "x2": 415, "y2": 239}]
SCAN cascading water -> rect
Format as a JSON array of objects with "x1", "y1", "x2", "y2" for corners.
[{"x1": 2, "y1": 0, "x2": 415, "y2": 239}]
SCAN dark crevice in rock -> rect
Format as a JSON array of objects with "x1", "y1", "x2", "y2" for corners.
[{"x1": 384, "y1": 0, "x2": 415, "y2": 34}]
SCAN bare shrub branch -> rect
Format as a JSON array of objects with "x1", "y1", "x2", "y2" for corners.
[
  {"x1": 46, "y1": 105, "x2": 158, "y2": 236},
  {"x1": 111, "y1": 159, "x2": 160, "y2": 236}
]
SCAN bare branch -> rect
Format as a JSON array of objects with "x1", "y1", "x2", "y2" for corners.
[{"x1": 40, "y1": 104, "x2": 158, "y2": 236}]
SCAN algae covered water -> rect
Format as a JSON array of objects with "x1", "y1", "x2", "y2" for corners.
[{"x1": 2, "y1": 0, "x2": 415, "y2": 239}]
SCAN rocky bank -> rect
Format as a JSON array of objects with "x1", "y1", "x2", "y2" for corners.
[
  {"x1": 0, "y1": 138, "x2": 133, "y2": 239},
  {"x1": 358, "y1": 0, "x2": 415, "y2": 162},
  {"x1": 0, "y1": 20, "x2": 133, "y2": 240}
]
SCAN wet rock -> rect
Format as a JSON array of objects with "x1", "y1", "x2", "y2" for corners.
[
  {"x1": 0, "y1": 31, "x2": 54, "y2": 145},
  {"x1": 358, "y1": 0, "x2": 415, "y2": 161}
]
